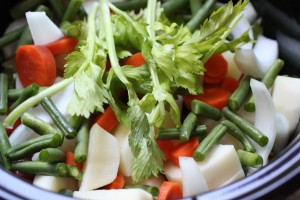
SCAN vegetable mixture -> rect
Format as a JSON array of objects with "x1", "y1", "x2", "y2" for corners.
[{"x1": 0, "y1": 0, "x2": 299, "y2": 199}]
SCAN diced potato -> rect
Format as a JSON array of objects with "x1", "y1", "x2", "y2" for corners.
[
  {"x1": 79, "y1": 124, "x2": 120, "y2": 191},
  {"x1": 33, "y1": 175, "x2": 78, "y2": 192}
]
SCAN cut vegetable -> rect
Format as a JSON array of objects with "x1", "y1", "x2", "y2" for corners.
[
  {"x1": 272, "y1": 76, "x2": 300, "y2": 134},
  {"x1": 179, "y1": 157, "x2": 208, "y2": 197},
  {"x1": 25, "y1": 11, "x2": 63, "y2": 45},
  {"x1": 16, "y1": 45, "x2": 56, "y2": 87},
  {"x1": 157, "y1": 181, "x2": 183, "y2": 200},
  {"x1": 79, "y1": 123, "x2": 120, "y2": 191},
  {"x1": 113, "y1": 124, "x2": 134, "y2": 177},
  {"x1": 45, "y1": 36, "x2": 78, "y2": 56},
  {"x1": 73, "y1": 188, "x2": 154, "y2": 200},
  {"x1": 33, "y1": 175, "x2": 79, "y2": 192},
  {"x1": 250, "y1": 78, "x2": 276, "y2": 166},
  {"x1": 196, "y1": 144, "x2": 244, "y2": 190}
]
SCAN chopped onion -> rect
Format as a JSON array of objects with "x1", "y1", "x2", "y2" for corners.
[
  {"x1": 234, "y1": 49, "x2": 264, "y2": 78},
  {"x1": 273, "y1": 113, "x2": 290, "y2": 154},
  {"x1": 25, "y1": 11, "x2": 64, "y2": 45},
  {"x1": 250, "y1": 79, "x2": 276, "y2": 166},
  {"x1": 253, "y1": 35, "x2": 279, "y2": 75},
  {"x1": 179, "y1": 157, "x2": 208, "y2": 197}
]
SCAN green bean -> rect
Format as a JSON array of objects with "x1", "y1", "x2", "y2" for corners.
[
  {"x1": 10, "y1": 83, "x2": 40, "y2": 112},
  {"x1": 41, "y1": 97, "x2": 77, "y2": 139},
  {"x1": 0, "y1": 26, "x2": 25, "y2": 48},
  {"x1": 187, "y1": 0, "x2": 217, "y2": 32},
  {"x1": 6, "y1": 133, "x2": 63, "y2": 155},
  {"x1": 9, "y1": 0, "x2": 46, "y2": 19},
  {"x1": 39, "y1": 148, "x2": 66, "y2": 163},
  {"x1": 11, "y1": 161, "x2": 69, "y2": 177},
  {"x1": 67, "y1": 165, "x2": 83, "y2": 181},
  {"x1": 237, "y1": 149, "x2": 263, "y2": 168},
  {"x1": 0, "y1": 121, "x2": 11, "y2": 170},
  {"x1": 8, "y1": 89, "x2": 23, "y2": 102},
  {"x1": 244, "y1": 59, "x2": 284, "y2": 112},
  {"x1": 222, "y1": 107, "x2": 268, "y2": 147},
  {"x1": 221, "y1": 120, "x2": 256, "y2": 152},
  {"x1": 21, "y1": 112, "x2": 61, "y2": 135},
  {"x1": 189, "y1": 0, "x2": 205, "y2": 17},
  {"x1": 193, "y1": 123, "x2": 227, "y2": 161},
  {"x1": 60, "y1": 21, "x2": 81, "y2": 38},
  {"x1": 124, "y1": 184, "x2": 159, "y2": 197},
  {"x1": 113, "y1": 0, "x2": 148, "y2": 11},
  {"x1": 58, "y1": 189, "x2": 74, "y2": 197},
  {"x1": 228, "y1": 76, "x2": 251, "y2": 112},
  {"x1": 157, "y1": 124, "x2": 207, "y2": 140},
  {"x1": 162, "y1": 0, "x2": 190, "y2": 17},
  {"x1": 191, "y1": 99, "x2": 222, "y2": 121},
  {"x1": 68, "y1": 114, "x2": 84, "y2": 131},
  {"x1": 62, "y1": 0, "x2": 84, "y2": 22},
  {"x1": 0, "y1": 73, "x2": 8, "y2": 115},
  {"x1": 180, "y1": 112, "x2": 198, "y2": 142},
  {"x1": 6, "y1": 136, "x2": 62, "y2": 161},
  {"x1": 49, "y1": 0, "x2": 65, "y2": 20},
  {"x1": 74, "y1": 120, "x2": 89, "y2": 163}
]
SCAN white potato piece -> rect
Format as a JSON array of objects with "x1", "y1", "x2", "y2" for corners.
[
  {"x1": 243, "y1": 2, "x2": 258, "y2": 23},
  {"x1": 273, "y1": 113, "x2": 290, "y2": 154},
  {"x1": 222, "y1": 51, "x2": 242, "y2": 80},
  {"x1": 164, "y1": 160, "x2": 182, "y2": 185},
  {"x1": 197, "y1": 145, "x2": 245, "y2": 190},
  {"x1": 79, "y1": 124, "x2": 120, "y2": 191},
  {"x1": 179, "y1": 157, "x2": 208, "y2": 197},
  {"x1": 219, "y1": 134, "x2": 243, "y2": 150},
  {"x1": 73, "y1": 189, "x2": 154, "y2": 200},
  {"x1": 9, "y1": 124, "x2": 38, "y2": 146},
  {"x1": 113, "y1": 124, "x2": 134, "y2": 176},
  {"x1": 272, "y1": 76, "x2": 300, "y2": 134},
  {"x1": 253, "y1": 35, "x2": 279, "y2": 75},
  {"x1": 230, "y1": 17, "x2": 253, "y2": 49},
  {"x1": 33, "y1": 175, "x2": 78, "y2": 192}
]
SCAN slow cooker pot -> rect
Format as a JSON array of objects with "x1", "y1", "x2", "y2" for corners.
[{"x1": 0, "y1": 0, "x2": 299, "y2": 199}]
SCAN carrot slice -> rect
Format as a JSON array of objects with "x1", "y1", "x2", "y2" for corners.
[
  {"x1": 156, "y1": 140, "x2": 174, "y2": 160},
  {"x1": 124, "y1": 52, "x2": 146, "y2": 67},
  {"x1": 204, "y1": 53, "x2": 228, "y2": 84},
  {"x1": 45, "y1": 36, "x2": 78, "y2": 56},
  {"x1": 220, "y1": 77, "x2": 239, "y2": 93},
  {"x1": 157, "y1": 181, "x2": 183, "y2": 200},
  {"x1": 16, "y1": 45, "x2": 56, "y2": 87},
  {"x1": 65, "y1": 151, "x2": 83, "y2": 169},
  {"x1": 104, "y1": 173, "x2": 125, "y2": 189},
  {"x1": 95, "y1": 106, "x2": 119, "y2": 133},
  {"x1": 183, "y1": 87, "x2": 231, "y2": 110},
  {"x1": 171, "y1": 138, "x2": 199, "y2": 167}
]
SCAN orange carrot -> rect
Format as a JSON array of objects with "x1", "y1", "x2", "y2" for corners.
[
  {"x1": 45, "y1": 36, "x2": 78, "y2": 56},
  {"x1": 124, "y1": 52, "x2": 146, "y2": 67},
  {"x1": 95, "y1": 106, "x2": 119, "y2": 133},
  {"x1": 171, "y1": 138, "x2": 199, "y2": 167},
  {"x1": 156, "y1": 140, "x2": 174, "y2": 160},
  {"x1": 183, "y1": 87, "x2": 231, "y2": 110},
  {"x1": 220, "y1": 77, "x2": 239, "y2": 93},
  {"x1": 203, "y1": 53, "x2": 228, "y2": 84},
  {"x1": 65, "y1": 151, "x2": 83, "y2": 169},
  {"x1": 157, "y1": 181, "x2": 183, "y2": 200},
  {"x1": 104, "y1": 173, "x2": 125, "y2": 189},
  {"x1": 16, "y1": 45, "x2": 56, "y2": 87}
]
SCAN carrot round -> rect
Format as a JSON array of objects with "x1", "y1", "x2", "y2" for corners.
[
  {"x1": 171, "y1": 138, "x2": 199, "y2": 167},
  {"x1": 204, "y1": 53, "x2": 228, "y2": 84},
  {"x1": 156, "y1": 140, "x2": 174, "y2": 160},
  {"x1": 183, "y1": 87, "x2": 231, "y2": 110},
  {"x1": 16, "y1": 45, "x2": 56, "y2": 87},
  {"x1": 65, "y1": 151, "x2": 83, "y2": 169},
  {"x1": 220, "y1": 77, "x2": 239, "y2": 93},
  {"x1": 95, "y1": 106, "x2": 119, "y2": 133},
  {"x1": 157, "y1": 181, "x2": 183, "y2": 200},
  {"x1": 124, "y1": 52, "x2": 146, "y2": 67},
  {"x1": 104, "y1": 173, "x2": 125, "y2": 189},
  {"x1": 45, "y1": 36, "x2": 78, "y2": 56}
]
